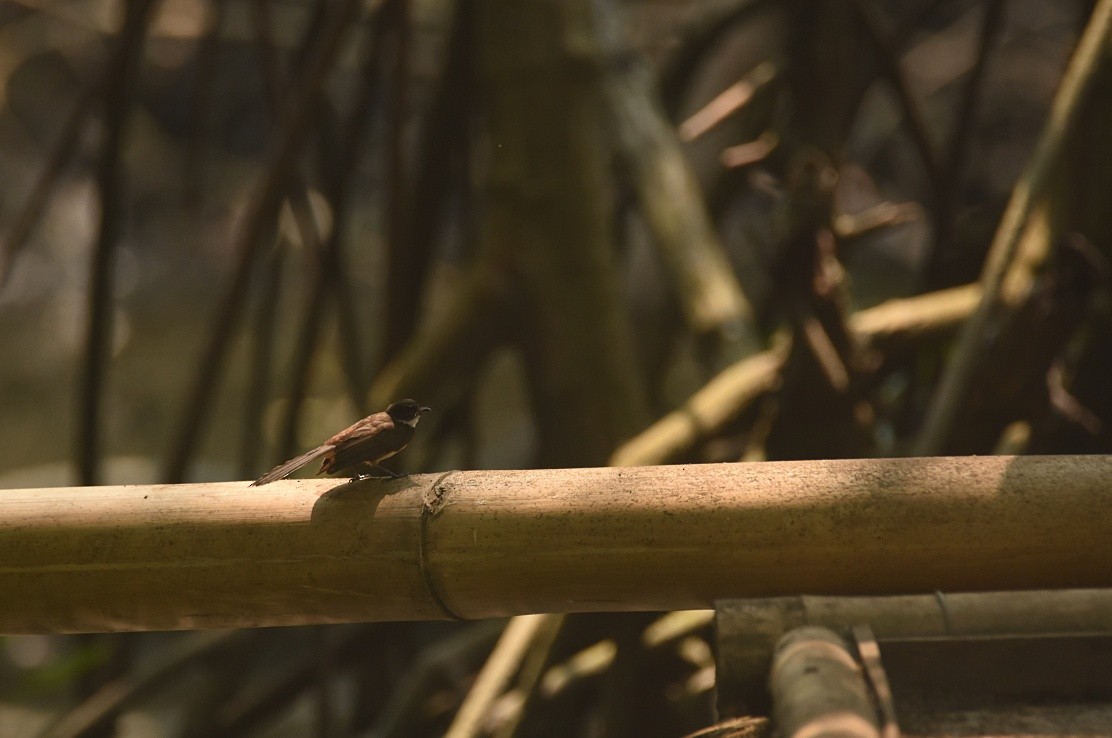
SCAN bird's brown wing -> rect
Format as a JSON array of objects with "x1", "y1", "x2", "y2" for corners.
[
  {"x1": 250, "y1": 444, "x2": 335, "y2": 486},
  {"x1": 323, "y1": 418, "x2": 414, "y2": 476}
]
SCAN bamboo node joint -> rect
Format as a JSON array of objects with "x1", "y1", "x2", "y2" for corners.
[{"x1": 418, "y1": 471, "x2": 463, "y2": 620}]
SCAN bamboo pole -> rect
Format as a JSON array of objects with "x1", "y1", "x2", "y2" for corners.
[
  {"x1": 722, "y1": 590, "x2": 1112, "y2": 643},
  {"x1": 769, "y1": 628, "x2": 880, "y2": 738},
  {"x1": 2, "y1": 456, "x2": 1112, "y2": 634},
  {"x1": 715, "y1": 589, "x2": 1112, "y2": 716}
]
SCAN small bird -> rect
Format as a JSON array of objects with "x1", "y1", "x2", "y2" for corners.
[{"x1": 250, "y1": 399, "x2": 431, "y2": 486}]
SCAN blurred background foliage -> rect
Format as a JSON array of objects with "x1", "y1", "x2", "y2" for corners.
[{"x1": 1, "y1": 0, "x2": 1110, "y2": 734}]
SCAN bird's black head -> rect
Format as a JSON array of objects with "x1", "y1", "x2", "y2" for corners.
[{"x1": 385, "y1": 399, "x2": 431, "y2": 425}]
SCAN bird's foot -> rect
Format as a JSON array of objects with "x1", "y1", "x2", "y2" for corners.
[{"x1": 350, "y1": 468, "x2": 407, "y2": 482}]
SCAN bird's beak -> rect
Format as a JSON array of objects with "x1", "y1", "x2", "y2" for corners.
[{"x1": 419, "y1": 406, "x2": 432, "y2": 414}]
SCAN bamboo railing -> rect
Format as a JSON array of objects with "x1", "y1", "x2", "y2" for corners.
[{"x1": 2, "y1": 455, "x2": 1111, "y2": 634}]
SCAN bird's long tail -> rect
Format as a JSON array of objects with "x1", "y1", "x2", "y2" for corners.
[{"x1": 250, "y1": 444, "x2": 334, "y2": 486}]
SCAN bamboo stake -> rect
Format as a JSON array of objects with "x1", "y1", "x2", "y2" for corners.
[
  {"x1": 769, "y1": 628, "x2": 880, "y2": 738},
  {"x1": 2, "y1": 456, "x2": 1112, "y2": 634}
]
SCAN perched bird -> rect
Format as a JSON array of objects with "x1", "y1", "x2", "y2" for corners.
[{"x1": 250, "y1": 399, "x2": 431, "y2": 486}]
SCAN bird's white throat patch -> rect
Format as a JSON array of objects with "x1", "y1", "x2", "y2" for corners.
[{"x1": 397, "y1": 416, "x2": 420, "y2": 428}]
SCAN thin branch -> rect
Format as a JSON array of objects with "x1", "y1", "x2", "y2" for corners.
[
  {"x1": 320, "y1": 0, "x2": 406, "y2": 406},
  {"x1": 239, "y1": 244, "x2": 285, "y2": 477},
  {"x1": 496, "y1": 611, "x2": 714, "y2": 733},
  {"x1": 36, "y1": 631, "x2": 251, "y2": 738},
  {"x1": 914, "y1": 0, "x2": 1112, "y2": 455},
  {"x1": 380, "y1": 0, "x2": 415, "y2": 362},
  {"x1": 611, "y1": 284, "x2": 981, "y2": 466},
  {"x1": 0, "y1": 72, "x2": 101, "y2": 287},
  {"x1": 833, "y1": 201, "x2": 923, "y2": 242},
  {"x1": 850, "y1": 0, "x2": 945, "y2": 201},
  {"x1": 678, "y1": 62, "x2": 776, "y2": 143},
  {"x1": 720, "y1": 131, "x2": 778, "y2": 169},
  {"x1": 489, "y1": 614, "x2": 567, "y2": 738},
  {"x1": 209, "y1": 626, "x2": 374, "y2": 737},
  {"x1": 382, "y1": 0, "x2": 471, "y2": 366},
  {"x1": 444, "y1": 614, "x2": 556, "y2": 738},
  {"x1": 943, "y1": 0, "x2": 1008, "y2": 206},
  {"x1": 368, "y1": 621, "x2": 506, "y2": 738},
  {"x1": 274, "y1": 0, "x2": 398, "y2": 460},
  {"x1": 658, "y1": 0, "x2": 778, "y2": 119},
  {"x1": 367, "y1": 269, "x2": 507, "y2": 412},
  {"x1": 597, "y1": 0, "x2": 759, "y2": 354},
  {"x1": 183, "y1": 0, "x2": 227, "y2": 202},
  {"x1": 609, "y1": 343, "x2": 787, "y2": 467},
  {"x1": 163, "y1": 0, "x2": 363, "y2": 482},
  {"x1": 926, "y1": 0, "x2": 1008, "y2": 287},
  {"x1": 77, "y1": 0, "x2": 158, "y2": 486}
]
